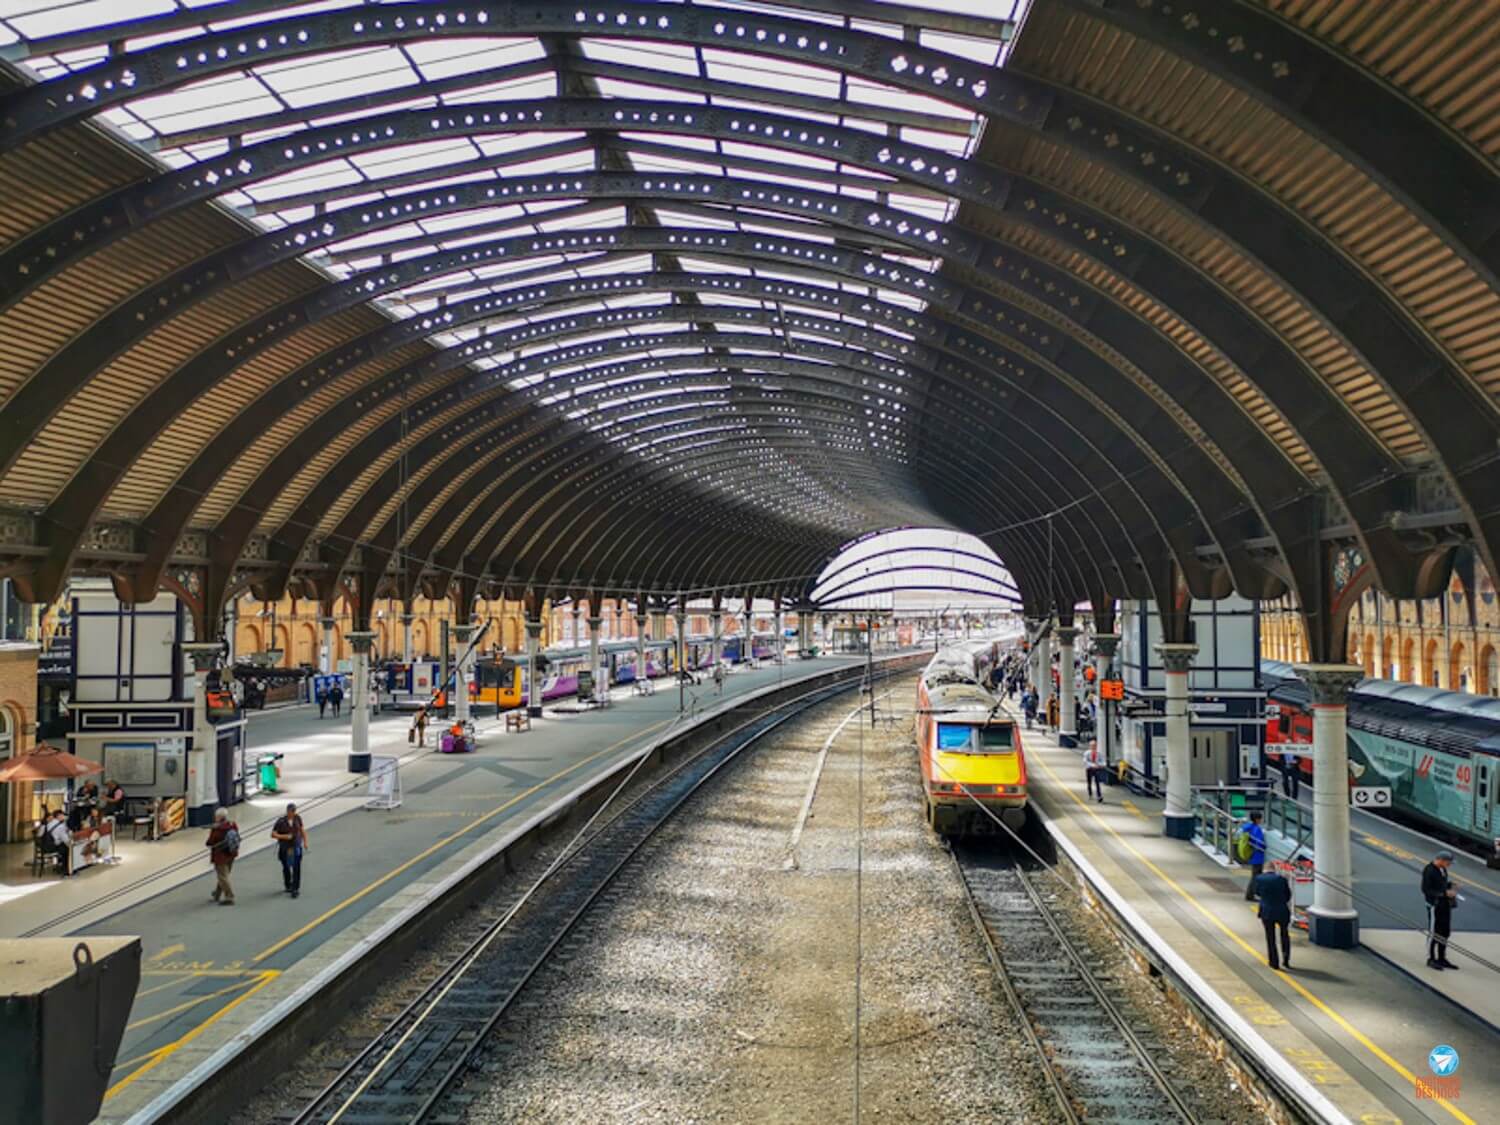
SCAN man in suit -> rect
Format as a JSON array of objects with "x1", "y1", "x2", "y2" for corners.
[{"x1": 1253, "y1": 866, "x2": 1294, "y2": 971}]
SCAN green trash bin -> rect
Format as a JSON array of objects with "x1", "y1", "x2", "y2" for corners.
[{"x1": 258, "y1": 754, "x2": 281, "y2": 794}]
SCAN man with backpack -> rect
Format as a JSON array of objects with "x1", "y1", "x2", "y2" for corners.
[
  {"x1": 1238, "y1": 810, "x2": 1267, "y2": 900},
  {"x1": 206, "y1": 807, "x2": 240, "y2": 905}
]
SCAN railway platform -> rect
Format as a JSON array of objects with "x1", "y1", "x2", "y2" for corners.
[
  {"x1": 0, "y1": 653, "x2": 882, "y2": 1124},
  {"x1": 1019, "y1": 720, "x2": 1498, "y2": 1125}
]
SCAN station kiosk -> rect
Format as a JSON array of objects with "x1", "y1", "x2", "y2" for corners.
[{"x1": 62, "y1": 582, "x2": 247, "y2": 828}]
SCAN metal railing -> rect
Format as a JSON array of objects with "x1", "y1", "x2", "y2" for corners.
[{"x1": 1191, "y1": 786, "x2": 1313, "y2": 864}]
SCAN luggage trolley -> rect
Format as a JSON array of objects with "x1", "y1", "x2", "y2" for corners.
[{"x1": 1272, "y1": 857, "x2": 1316, "y2": 931}]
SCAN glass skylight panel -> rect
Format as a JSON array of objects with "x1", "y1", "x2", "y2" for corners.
[
  {"x1": 594, "y1": 77, "x2": 706, "y2": 105},
  {"x1": 405, "y1": 37, "x2": 548, "y2": 79},
  {"x1": 443, "y1": 72, "x2": 557, "y2": 104},
  {"x1": 256, "y1": 46, "x2": 417, "y2": 108},
  {"x1": 1, "y1": 0, "x2": 169, "y2": 41},
  {"x1": 579, "y1": 38, "x2": 700, "y2": 76}
]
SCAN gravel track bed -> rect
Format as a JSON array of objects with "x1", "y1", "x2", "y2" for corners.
[
  {"x1": 1021, "y1": 861, "x2": 1262, "y2": 1123},
  {"x1": 461, "y1": 680, "x2": 1057, "y2": 1123}
]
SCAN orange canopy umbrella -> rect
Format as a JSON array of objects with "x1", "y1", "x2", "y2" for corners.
[{"x1": 0, "y1": 743, "x2": 103, "y2": 783}]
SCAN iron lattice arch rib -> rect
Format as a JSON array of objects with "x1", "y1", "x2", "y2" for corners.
[{"x1": 0, "y1": 0, "x2": 1495, "y2": 658}]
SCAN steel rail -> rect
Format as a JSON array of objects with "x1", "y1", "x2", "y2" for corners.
[
  {"x1": 289, "y1": 664, "x2": 903, "y2": 1124},
  {"x1": 954, "y1": 846, "x2": 1199, "y2": 1124}
]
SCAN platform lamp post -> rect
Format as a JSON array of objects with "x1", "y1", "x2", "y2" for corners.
[
  {"x1": 347, "y1": 630, "x2": 376, "y2": 773},
  {"x1": 181, "y1": 641, "x2": 221, "y2": 825},
  {"x1": 742, "y1": 601, "x2": 754, "y2": 665},
  {"x1": 1295, "y1": 663, "x2": 1365, "y2": 948},
  {"x1": 774, "y1": 605, "x2": 785, "y2": 665},
  {"x1": 525, "y1": 618, "x2": 544, "y2": 718},
  {"x1": 1157, "y1": 643, "x2": 1199, "y2": 839},
  {"x1": 401, "y1": 613, "x2": 414, "y2": 664},
  {"x1": 710, "y1": 607, "x2": 724, "y2": 671},
  {"x1": 1057, "y1": 624, "x2": 1080, "y2": 748},
  {"x1": 1092, "y1": 634, "x2": 1120, "y2": 769}
]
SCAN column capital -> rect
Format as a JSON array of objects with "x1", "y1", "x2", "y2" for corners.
[
  {"x1": 347, "y1": 630, "x2": 376, "y2": 653},
  {"x1": 453, "y1": 623, "x2": 476, "y2": 640},
  {"x1": 400, "y1": 612, "x2": 414, "y2": 624},
  {"x1": 587, "y1": 616, "x2": 603, "y2": 628},
  {"x1": 1055, "y1": 625, "x2": 1080, "y2": 645},
  {"x1": 181, "y1": 641, "x2": 221, "y2": 673},
  {"x1": 1156, "y1": 642, "x2": 1199, "y2": 673},
  {"x1": 1293, "y1": 663, "x2": 1364, "y2": 706},
  {"x1": 1091, "y1": 632, "x2": 1120, "y2": 657},
  {"x1": 525, "y1": 620, "x2": 544, "y2": 639},
  {"x1": 319, "y1": 615, "x2": 335, "y2": 629}
]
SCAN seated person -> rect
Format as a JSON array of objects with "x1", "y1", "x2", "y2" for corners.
[
  {"x1": 38, "y1": 809, "x2": 71, "y2": 871},
  {"x1": 101, "y1": 778, "x2": 126, "y2": 818},
  {"x1": 78, "y1": 807, "x2": 107, "y2": 860},
  {"x1": 75, "y1": 779, "x2": 101, "y2": 811}
]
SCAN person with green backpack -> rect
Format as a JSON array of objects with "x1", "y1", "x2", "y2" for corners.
[{"x1": 1238, "y1": 810, "x2": 1267, "y2": 901}]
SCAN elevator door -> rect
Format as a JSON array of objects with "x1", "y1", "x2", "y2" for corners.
[{"x1": 1189, "y1": 728, "x2": 1231, "y2": 786}]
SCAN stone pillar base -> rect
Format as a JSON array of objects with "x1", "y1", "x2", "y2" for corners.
[
  {"x1": 1059, "y1": 731, "x2": 1077, "y2": 748},
  {"x1": 1308, "y1": 908, "x2": 1360, "y2": 949},
  {"x1": 1163, "y1": 812, "x2": 1195, "y2": 840},
  {"x1": 348, "y1": 753, "x2": 371, "y2": 774}
]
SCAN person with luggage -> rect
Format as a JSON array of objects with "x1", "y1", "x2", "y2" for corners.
[
  {"x1": 271, "y1": 802, "x2": 308, "y2": 898},
  {"x1": 1238, "y1": 810, "x2": 1267, "y2": 900},
  {"x1": 1253, "y1": 866, "x2": 1294, "y2": 970},
  {"x1": 206, "y1": 808, "x2": 240, "y2": 905}
]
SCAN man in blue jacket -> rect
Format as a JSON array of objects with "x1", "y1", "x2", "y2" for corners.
[
  {"x1": 1253, "y1": 867, "x2": 1293, "y2": 970},
  {"x1": 1240, "y1": 810, "x2": 1267, "y2": 900}
]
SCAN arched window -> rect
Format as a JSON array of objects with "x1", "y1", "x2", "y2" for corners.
[{"x1": 1487, "y1": 647, "x2": 1500, "y2": 698}]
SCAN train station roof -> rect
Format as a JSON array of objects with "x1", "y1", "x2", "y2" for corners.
[{"x1": 0, "y1": 0, "x2": 1497, "y2": 651}]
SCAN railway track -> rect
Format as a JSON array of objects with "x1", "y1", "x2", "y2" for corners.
[
  {"x1": 289, "y1": 670, "x2": 889, "y2": 1125},
  {"x1": 954, "y1": 843, "x2": 1199, "y2": 1125}
]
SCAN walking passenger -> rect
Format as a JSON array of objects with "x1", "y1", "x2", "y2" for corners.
[
  {"x1": 317, "y1": 686, "x2": 327, "y2": 719},
  {"x1": 1423, "y1": 851, "x2": 1459, "y2": 970},
  {"x1": 713, "y1": 662, "x2": 725, "y2": 695},
  {"x1": 271, "y1": 802, "x2": 308, "y2": 898},
  {"x1": 1239, "y1": 811, "x2": 1267, "y2": 900},
  {"x1": 1280, "y1": 751, "x2": 1300, "y2": 799},
  {"x1": 1253, "y1": 866, "x2": 1293, "y2": 970},
  {"x1": 1084, "y1": 739, "x2": 1105, "y2": 802},
  {"x1": 329, "y1": 682, "x2": 344, "y2": 717},
  {"x1": 413, "y1": 706, "x2": 429, "y2": 747},
  {"x1": 1022, "y1": 689, "x2": 1038, "y2": 730},
  {"x1": 206, "y1": 808, "x2": 239, "y2": 905}
]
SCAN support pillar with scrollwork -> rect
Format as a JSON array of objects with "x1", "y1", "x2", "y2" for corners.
[
  {"x1": 1158, "y1": 643, "x2": 1199, "y2": 840},
  {"x1": 348, "y1": 630, "x2": 375, "y2": 773},
  {"x1": 1057, "y1": 625, "x2": 1079, "y2": 748},
  {"x1": 1296, "y1": 663, "x2": 1365, "y2": 949}
]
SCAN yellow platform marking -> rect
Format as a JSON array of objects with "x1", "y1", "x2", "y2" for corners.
[
  {"x1": 251, "y1": 716, "x2": 674, "y2": 964},
  {"x1": 104, "y1": 970, "x2": 280, "y2": 1101},
  {"x1": 126, "y1": 977, "x2": 260, "y2": 1031},
  {"x1": 147, "y1": 943, "x2": 185, "y2": 962},
  {"x1": 1027, "y1": 740, "x2": 1472, "y2": 1125},
  {"x1": 133, "y1": 973, "x2": 197, "y2": 999},
  {"x1": 1121, "y1": 799, "x2": 1147, "y2": 820}
]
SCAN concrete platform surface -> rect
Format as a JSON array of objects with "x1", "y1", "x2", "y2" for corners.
[
  {"x1": 0, "y1": 655, "x2": 874, "y2": 1122},
  {"x1": 1020, "y1": 719, "x2": 1498, "y2": 1125}
]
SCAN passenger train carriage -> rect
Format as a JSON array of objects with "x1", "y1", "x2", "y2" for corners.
[
  {"x1": 916, "y1": 640, "x2": 1028, "y2": 835},
  {"x1": 1262, "y1": 660, "x2": 1500, "y2": 853}
]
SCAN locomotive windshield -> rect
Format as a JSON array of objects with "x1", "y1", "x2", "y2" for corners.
[{"x1": 936, "y1": 723, "x2": 1015, "y2": 754}]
